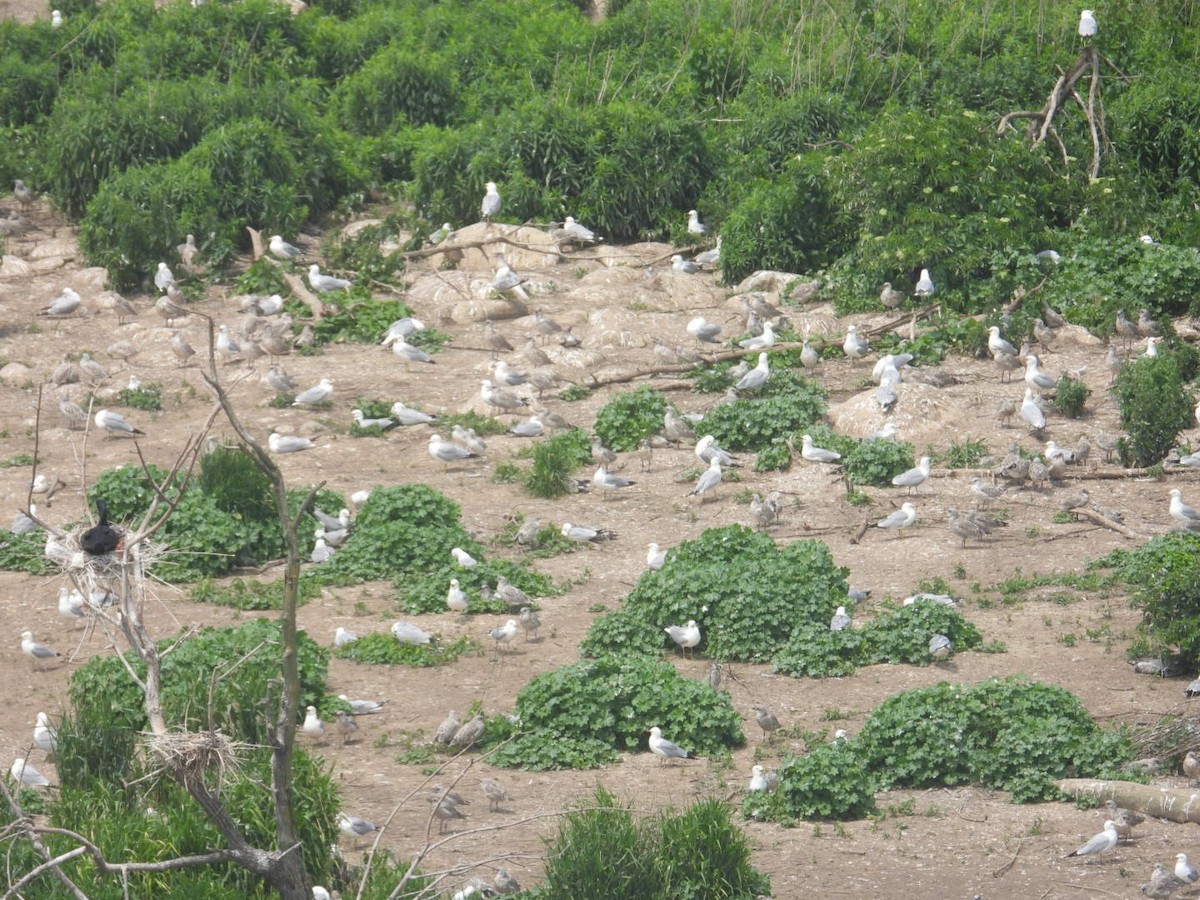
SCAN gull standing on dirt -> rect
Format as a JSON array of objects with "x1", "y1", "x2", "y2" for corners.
[
  {"x1": 1024, "y1": 355, "x2": 1056, "y2": 391},
  {"x1": 154, "y1": 262, "x2": 176, "y2": 292},
  {"x1": 95, "y1": 408, "x2": 146, "y2": 437},
  {"x1": 480, "y1": 777, "x2": 510, "y2": 811},
  {"x1": 302, "y1": 706, "x2": 324, "y2": 741},
  {"x1": 876, "y1": 502, "x2": 917, "y2": 536},
  {"x1": 689, "y1": 456, "x2": 723, "y2": 501},
  {"x1": 518, "y1": 606, "x2": 540, "y2": 640},
  {"x1": 447, "y1": 579, "x2": 469, "y2": 614},
  {"x1": 391, "y1": 621, "x2": 432, "y2": 644},
  {"x1": 268, "y1": 234, "x2": 304, "y2": 260},
  {"x1": 649, "y1": 726, "x2": 694, "y2": 763},
  {"x1": 914, "y1": 268, "x2": 935, "y2": 298},
  {"x1": 892, "y1": 456, "x2": 931, "y2": 492},
  {"x1": 695, "y1": 435, "x2": 739, "y2": 467},
  {"x1": 800, "y1": 339, "x2": 820, "y2": 368},
  {"x1": 33, "y1": 712, "x2": 57, "y2": 753},
  {"x1": 307, "y1": 265, "x2": 352, "y2": 293},
  {"x1": 432, "y1": 710, "x2": 460, "y2": 745},
  {"x1": 1169, "y1": 489, "x2": 1200, "y2": 528},
  {"x1": 561, "y1": 522, "x2": 616, "y2": 542},
  {"x1": 752, "y1": 706, "x2": 781, "y2": 740},
  {"x1": 450, "y1": 713, "x2": 486, "y2": 748},
  {"x1": 686, "y1": 209, "x2": 706, "y2": 235},
  {"x1": 800, "y1": 434, "x2": 841, "y2": 463},
  {"x1": 335, "y1": 710, "x2": 358, "y2": 744},
  {"x1": 39, "y1": 287, "x2": 81, "y2": 317},
  {"x1": 880, "y1": 282, "x2": 905, "y2": 309},
  {"x1": 481, "y1": 181, "x2": 501, "y2": 221},
  {"x1": 1020, "y1": 389, "x2": 1046, "y2": 432},
  {"x1": 429, "y1": 434, "x2": 478, "y2": 467},
  {"x1": 293, "y1": 378, "x2": 333, "y2": 406},
  {"x1": 593, "y1": 465, "x2": 635, "y2": 498},
  {"x1": 664, "y1": 620, "x2": 701, "y2": 654},
  {"x1": 11, "y1": 758, "x2": 50, "y2": 787},
  {"x1": 391, "y1": 401, "x2": 436, "y2": 425},
  {"x1": 735, "y1": 352, "x2": 770, "y2": 391},
  {"x1": 339, "y1": 695, "x2": 385, "y2": 715},
  {"x1": 1176, "y1": 853, "x2": 1199, "y2": 884},
  {"x1": 987, "y1": 326, "x2": 1018, "y2": 358},
  {"x1": 646, "y1": 543, "x2": 667, "y2": 570},
  {"x1": 269, "y1": 433, "x2": 314, "y2": 453},
  {"x1": 480, "y1": 379, "x2": 528, "y2": 413},
  {"x1": 488, "y1": 619, "x2": 519, "y2": 653},
  {"x1": 338, "y1": 813, "x2": 380, "y2": 840},
  {"x1": 1066, "y1": 819, "x2": 1118, "y2": 858},
  {"x1": 842, "y1": 325, "x2": 870, "y2": 359}
]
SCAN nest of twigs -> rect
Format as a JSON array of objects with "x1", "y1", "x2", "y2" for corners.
[
  {"x1": 149, "y1": 729, "x2": 248, "y2": 785},
  {"x1": 1124, "y1": 712, "x2": 1200, "y2": 765},
  {"x1": 49, "y1": 526, "x2": 166, "y2": 600}
]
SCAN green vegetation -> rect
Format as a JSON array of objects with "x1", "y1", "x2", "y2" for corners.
[
  {"x1": 1113, "y1": 354, "x2": 1194, "y2": 466},
  {"x1": 594, "y1": 387, "x2": 666, "y2": 451},
  {"x1": 334, "y1": 632, "x2": 475, "y2": 667},
  {"x1": 527, "y1": 789, "x2": 770, "y2": 900},
  {"x1": 694, "y1": 370, "x2": 826, "y2": 470},
  {"x1": 844, "y1": 438, "x2": 915, "y2": 488},
  {"x1": 1053, "y1": 373, "x2": 1091, "y2": 419},
  {"x1": 747, "y1": 678, "x2": 1132, "y2": 823},
  {"x1": 490, "y1": 655, "x2": 742, "y2": 770},
  {"x1": 0, "y1": 529, "x2": 55, "y2": 574},
  {"x1": 190, "y1": 576, "x2": 320, "y2": 610},
  {"x1": 525, "y1": 428, "x2": 591, "y2": 497},
  {"x1": 116, "y1": 382, "x2": 163, "y2": 411}
]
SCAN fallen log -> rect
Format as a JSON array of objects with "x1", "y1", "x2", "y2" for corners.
[{"x1": 1055, "y1": 779, "x2": 1200, "y2": 824}]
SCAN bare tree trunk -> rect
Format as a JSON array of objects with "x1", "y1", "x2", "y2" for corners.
[{"x1": 1055, "y1": 779, "x2": 1200, "y2": 823}]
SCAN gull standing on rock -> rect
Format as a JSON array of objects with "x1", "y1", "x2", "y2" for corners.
[
  {"x1": 649, "y1": 726, "x2": 694, "y2": 763},
  {"x1": 671, "y1": 254, "x2": 700, "y2": 274},
  {"x1": 687, "y1": 316, "x2": 723, "y2": 344},
  {"x1": 492, "y1": 262, "x2": 530, "y2": 301},
  {"x1": 914, "y1": 268, "x2": 935, "y2": 298}
]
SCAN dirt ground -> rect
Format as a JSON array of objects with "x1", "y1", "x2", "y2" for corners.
[{"x1": 6, "y1": 174, "x2": 1200, "y2": 898}]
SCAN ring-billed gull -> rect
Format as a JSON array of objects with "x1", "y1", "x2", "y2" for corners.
[
  {"x1": 593, "y1": 465, "x2": 635, "y2": 498},
  {"x1": 481, "y1": 379, "x2": 528, "y2": 413},
  {"x1": 800, "y1": 434, "x2": 840, "y2": 463},
  {"x1": 1021, "y1": 389, "x2": 1045, "y2": 431},
  {"x1": 310, "y1": 538, "x2": 333, "y2": 563},
  {"x1": 748, "y1": 764, "x2": 769, "y2": 792},
  {"x1": 664, "y1": 620, "x2": 701, "y2": 654},
  {"x1": 22, "y1": 631, "x2": 61, "y2": 669},
  {"x1": 428, "y1": 223, "x2": 453, "y2": 246},
  {"x1": 352, "y1": 409, "x2": 396, "y2": 430},
  {"x1": 876, "y1": 502, "x2": 917, "y2": 536},
  {"x1": 987, "y1": 326, "x2": 1017, "y2": 358},
  {"x1": 429, "y1": 434, "x2": 478, "y2": 467},
  {"x1": 914, "y1": 268, "x2": 935, "y2": 297},
  {"x1": 391, "y1": 402, "x2": 436, "y2": 425},
  {"x1": 452, "y1": 426, "x2": 487, "y2": 454},
  {"x1": 381, "y1": 316, "x2": 426, "y2": 346},
  {"x1": 269, "y1": 433, "x2": 315, "y2": 453},
  {"x1": 751, "y1": 706, "x2": 780, "y2": 740},
  {"x1": 519, "y1": 606, "x2": 540, "y2": 640},
  {"x1": 334, "y1": 626, "x2": 357, "y2": 647},
  {"x1": 433, "y1": 710, "x2": 460, "y2": 745},
  {"x1": 686, "y1": 210, "x2": 706, "y2": 235},
  {"x1": 481, "y1": 181, "x2": 501, "y2": 221},
  {"x1": 561, "y1": 522, "x2": 616, "y2": 542},
  {"x1": 308, "y1": 265, "x2": 352, "y2": 293},
  {"x1": 11, "y1": 758, "x2": 50, "y2": 787},
  {"x1": 739, "y1": 321, "x2": 775, "y2": 351},
  {"x1": 33, "y1": 712, "x2": 57, "y2": 752},
  {"x1": 338, "y1": 812, "x2": 380, "y2": 840},
  {"x1": 58, "y1": 587, "x2": 86, "y2": 622},
  {"x1": 392, "y1": 337, "x2": 434, "y2": 363},
  {"x1": 842, "y1": 325, "x2": 869, "y2": 359},
  {"x1": 492, "y1": 263, "x2": 529, "y2": 300},
  {"x1": 450, "y1": 713, "x2": 485, "y2": 747},
  {"x1": 830, "y1": 606, "x2": 851, "y2": 631},
  {"x1": 880, "y1": 282, "x2": 904, "y2": 309},
  {"x1": 509, "y1": 415, "x2": 544, "y2": 437},
  {"x1": 488, "y1": 619, "x2": 519, "y2": 653},
  {"x1": 314, "y1": 888, "x2": 331, "y2": 900},
  {"x1": 688, "y1": 456, "x2": 723, "y2": 501},
  {"x1": 492, "y1": 359, "x2": 528, "y2": 386},
  {"x1": 1178, "y1": 853, "x2": 1199, "y2": 884},
  {"x1": 1044, "y1": 440, "x2": 1076, "y2": 464},
  {"x1": 302, "y1": 706, "x2": 324, "y2": 741},
  {"x1": 95, "y1": 408, "x2": 144, "y2": 437},
  {"x1": 686, "y1": 316, "x2": 723, "y2": 344},
  {"x1": 735, "y1": 352, "x2": 770, "y2": 391},
  {"x1": 451, "y1": 547, "x2": 477, "y2": 567},
  {"x1": 562, "y1": 216, "x2": 596, "y2": 243},
  {"x1": 694, "y1": 236, "x2": 721, "y2": 266},
  {"x1": 649, "y1": 726, "x2": 694, "y2": 763},
  {"x1": 268, "y1": 235, "x2": 304, "y2": 260},
  {"x1": 480, "y1": 777, "x2": 510, "y2": 811},
  {"x1": 392, "y1": 621, "x2": 432, "y2": 644},
  {"x1": 293, "y1": 378, "x2": 333, "y2": 406},
  {"x1": 1066, "y1": 819, "x2": 1117, "y2": 858},
  {"x1": 39, "y1": 287, "x2": 81, "y2": 317},
  {"x1": 154, "y1": 262, "x2": 176, "y2": 291},
  {"x1": 892, "y1": 456, "x2": 931, "y2": 492},
  {"x1": 339, "y1": 695, "x2": 385, "y2": 715},
  {"x1": 447, "y1": 578, "x2": 469, "y2": 614},
  {"x1": 671, "y1": 254, "x2": 700, "y2": 275},
  {"x1": 646, "y1": 542, "x2": 666, "y2": 570},
  {"x1": 1078, "y1": 9, "x2": 1097, "y2": 39}
]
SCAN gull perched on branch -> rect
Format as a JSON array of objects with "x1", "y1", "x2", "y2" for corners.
[{"x1": 1078, "y1": 9, "x2": 1097, "y2": 40}]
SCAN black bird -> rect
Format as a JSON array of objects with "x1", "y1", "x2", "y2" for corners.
[{"x1": 80, "y1": 498, "x2": 121, "y2": 555}]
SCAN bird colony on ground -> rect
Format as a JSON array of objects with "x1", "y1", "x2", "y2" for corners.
[{"x1": 6, "y1": 127, "x2": 1200, "y2": 897}]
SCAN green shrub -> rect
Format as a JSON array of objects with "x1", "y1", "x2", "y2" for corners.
[
  {"x1": 594, "y1": 387, "x2": 666, "y2": 452},
  {"x1": 0, "y1": 529, "x2": 54, "y2": 574},
  {"x1": 858, "y1": 677, "x2": 1133, "y2": 802},
  {"x1": 396, "y1": 557, "x2": 556, "y2": 615},
  {"x1": 1054, "y1": 373, "x2": 1091, "y2": 419},
  {"x1": 332, "y1": 45, "x2": 457, "y2": 132},
  {"x1": 695, "y1": 370, "x2": 826, "y2": 456},
  {"x1": 1096, "y1": 533, "x2": 1200, "y2": 668},
  {"x1": 744, "y1": 740, "x2": 877, "y2": 822},
  {"x1": 190, "y1": 577, "x2": 319, "y2": 610},
  {"x1": 334, "y1": 632, "x2": 473, "y2": 667},
  {"x1": 311, "y1": 299, "x2": 413, "y2": 346},
  {"x1": 1113, "y1": 354, "x2": 1193, "y2": 466},
  {"x1": 535, "y1": 789, "x2": 770, "y2": 900},
  {"x1": 490, "y1": 655, "x2": 742, "y2": 771},
  {"x1": 844, "y1": 438, "x2": 915, "y2": 488},
  {"x1": 582, "y1": 526, "x2": 847, "y2": 663},
  {"x1": 525, "y1": 429, "x2": 591, "y2": 498}
]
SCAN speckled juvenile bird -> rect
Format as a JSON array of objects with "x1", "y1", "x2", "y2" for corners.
[{"x1": 751, "y1": 705, "x2": 780, "y2": 741}]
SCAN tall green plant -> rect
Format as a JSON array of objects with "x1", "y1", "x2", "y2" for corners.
[{"x1": 1113, "y1": 354, "x2": 1192, "y2": 466}]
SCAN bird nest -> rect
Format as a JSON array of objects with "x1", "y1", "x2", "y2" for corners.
[
  {"x1": 49, "y1": 526, "x2": 166, "y2": 594},
  {"x1": 148, "y1": 729, "x2": 247, "y2": 784}
]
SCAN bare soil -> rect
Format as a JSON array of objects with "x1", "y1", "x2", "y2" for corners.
[{"x1": 3, "y1": 189, "x2": 1200, "y2": 899}]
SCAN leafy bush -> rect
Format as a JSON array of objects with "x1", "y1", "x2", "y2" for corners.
[
  {"x1": 397, "y1": 557, "x2": 556, "y2": 614},
  {"x1": 1113, "y1": 354, "x2": 1193, "y2": 466},
  {"x1": 524, "y1": 428, "x2": 591, "y2": 498},
  {"x1": 858, "y1": 677, "x2": 1133, "y2": 802},
  {"x1": 1054, "y1": 373, "x2": 1091, "y2": 419},
  {"x1": 314, "y1": 484, "x2": 480, "y2": 584},
  {"x1": 190, "y1": 577, "x2": 319, "y2": 610},
  {"x1": 744, "y1": 740, "x2": 877, "y2": 822},
  {"x1": 695, "y1": 370, "x2": 826, "y2": 461},
  {"x1": 67, "y1": 619, "x2": 328, "y2": 752},
  {"x1": 844, "y1": 438, "x2": 915, "y2": 488},
  {"x1": 311, "y1": 298, "x2": 413, "y2": 346},
  {"x1": 531, "y1": 789, "x2": 770, "y2": 900},
  {"x1": 490, "y1": 655, "x2": 742, "y2": 771},
  {"x1": 331, "y1": 44, "x2": 457, "y2": 133},
  {"x1": 1096, "y1": 533, "x2": 1200, "y2": 668},
  {"x1": 334, "y1": 632, "x2": 473, "y2": 667},
  {"x1": 582, "y1": 526, "x2": 847, "y2": 663},
  {"x1": 0, "y1": 529, "x2": 54, "y2": 574},
  {"x1": 594, "y1": 387, "x2": 666, "y2": 452},
  {"x1": 116, "y1": 383, "x2": 163, "y2": 411}
]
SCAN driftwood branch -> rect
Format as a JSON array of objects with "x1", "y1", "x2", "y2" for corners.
[{"x1": 1055, "y1": 779, "x2": 1200, "y2": 824}]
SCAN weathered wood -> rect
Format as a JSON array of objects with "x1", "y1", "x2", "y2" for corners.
[
  {"x1": 1056, "y1": 779, "x2": 1200, "y2": 824},
  {"x1": 1072, "y1": 507, "x2": 1143, "y2": 540}
]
